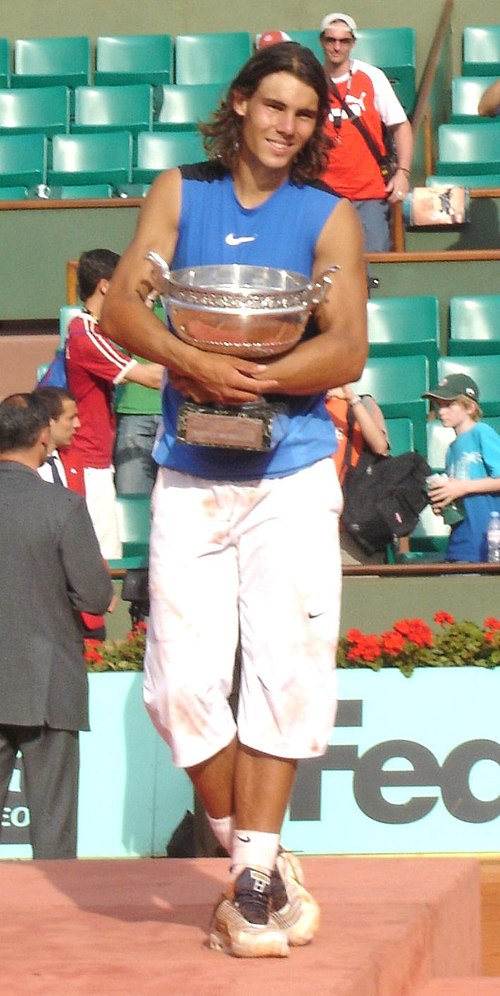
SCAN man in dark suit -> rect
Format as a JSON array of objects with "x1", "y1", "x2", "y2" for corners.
[{"x1": 0, "y1": 392, "x2": 113, "y2": 858}]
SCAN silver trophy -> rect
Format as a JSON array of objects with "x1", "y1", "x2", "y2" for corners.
[{"x1": 146, "y1": 251, "x2": 339, "y2": 451}]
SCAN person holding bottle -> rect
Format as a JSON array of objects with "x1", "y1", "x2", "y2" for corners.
[{"x1": 422, "y1": 373, "x2": 500, "y2": 562}]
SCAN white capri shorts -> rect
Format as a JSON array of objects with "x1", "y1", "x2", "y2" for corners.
[
  {"x1": 143, "y1": 458, "x2": 343, "y2": 768},
  {"x1": 83, "y1": 465, "x2": 122, "y2": 560}
]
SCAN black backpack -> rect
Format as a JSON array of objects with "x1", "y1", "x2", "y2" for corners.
[{"x1": 341, "y1": 402, "x2": 431, "y2": 555}]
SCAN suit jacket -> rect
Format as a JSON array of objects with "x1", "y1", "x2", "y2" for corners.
[{"x1": 0, "y1": 461, "x2": 113, "y2": 730}]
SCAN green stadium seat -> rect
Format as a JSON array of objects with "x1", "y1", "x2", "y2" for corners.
[
  {"x1": 59, "y1": 305, "x2": 82, "y2": 347},
  {"x1": 133, "y1": 130, "x2": 205, "y2": 183},
  {"x1": 73, "y1": 85, "x2": 153, "y2": 135},
  {"x1": 0, "y1": 185, "x2": 28, "y2": 200},
  {"x1": 0, "y1": 133, "x2": 47, "y2": 187},
  {"x1": 450, "y1": 75, "x2": 499, "y2": 122},
  {"x1": 107, "y1": 494, "x2": 151, "y2": 571},
  {"x1": 462, "y1": 25, "x2": 500, "y2": 76},
  {"x1": 45, "y1": 183, "x2": 114, "y2": 200},
  {"x1": 436, "y1": 121, "x2": 500, "y2": 176},
  {"x1": 174, "y1": 32, "x2": 252, "y2": 85},
  {"x1": 448, "y1": 295, "x2": 500, "y2": 356},
  {"x1": 395, "y1": 503, "x2": 450, "y2": 563},
  {"x1": 353, "y1": 27, "x2": 416, "y2": 113},
  {"x1": 0, "y1": 86, "x2": 69, "y2": 137},
  {"x1": 94, "y1": 34, "x2": 173, "y2": 86},
  {"x1": 0, "y1": 39, "x2": 11, "y2": 88},
  {"x1": 385, "y1": 417, "x2": 415, "y2": 456},
  {"x1": 115, "y1": 182, "x2": 151, "y2": 198},
  {"x1": 351, "y1": 354, "x2": 430, "y2": 456},
  {"x1": 367, "y1": 295, "x2": 440, "y2": 383},
  {"x1": 426, "y1": 173, "x2": 500, "y2": 189},
  {"x1": 48, "y1": 131, "x2": 132, "y2": 186},
  {"x1": 11, "y1": 36, "x2": 91, "y2": 89},
  {"x1": 437, "y1": 356, "x2": 500, "y2": 417},
  {"x1": 426, "y1": 419, "x2": 454, "y2": 472},
  {"x1": 154, "y1": 83, "x2": 225, "y2": 131},
  {"x1": 285, "y1": 31, "x2": 323, "y2": 60}
]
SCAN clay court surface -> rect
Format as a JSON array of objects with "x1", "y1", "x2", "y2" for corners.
[{"x1": 2, "y1": 854, "x2": 498, "y2": 994}]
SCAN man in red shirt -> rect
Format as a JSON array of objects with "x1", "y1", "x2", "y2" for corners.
[
  {"x1": 319, "y1": 12, "x2": 413, "y2": 251},
  {"x1": 65, "y1": 249, "x2": 163, "y2": 559}
]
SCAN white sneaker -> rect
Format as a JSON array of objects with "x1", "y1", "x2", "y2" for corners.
[
  {"x1": 269, "y1": 850, "x2": 320, "y2": 945},
  {"x1": 209, "y1": 867, "x2": 289, "y2": 958}
]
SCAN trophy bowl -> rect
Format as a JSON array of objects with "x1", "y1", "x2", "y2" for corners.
[{"x1": 146, "y1": 255, "x2": 339, "y2": 359}]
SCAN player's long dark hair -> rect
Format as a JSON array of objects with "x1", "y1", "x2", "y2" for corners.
[{"x1": 200, "y1": 42, "x2": 332, "y2": 184}]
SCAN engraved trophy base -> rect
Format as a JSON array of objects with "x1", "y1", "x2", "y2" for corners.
[{"x1": 176, "y1": 401, "x2": 287, "y2": 451}]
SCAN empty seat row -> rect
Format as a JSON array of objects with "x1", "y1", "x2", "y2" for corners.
[
  {"x1": 0, "y1": 33, "x2": 251, "y2": 89},
  {"x1": 0, "y1": 130, "x2": 206, "y2": 189},
  {"x1": 0, "y1": 29, "x2": 416, "y2": 109},
  {"x1": 0, "y1": 83, "x2": 226, "y2": 137}
]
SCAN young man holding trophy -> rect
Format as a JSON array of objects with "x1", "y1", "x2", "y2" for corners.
[{"x1": 102, "y1": 41, "x2": 367, "y2": 958}]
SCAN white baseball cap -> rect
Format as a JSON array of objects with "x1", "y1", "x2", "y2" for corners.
[{"x1": 320, "y1": 12, "x2": 358, "y2": 37}]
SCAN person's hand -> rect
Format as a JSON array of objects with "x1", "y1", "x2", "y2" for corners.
[
  {"x1": 386, "y1": 168, "x2": 410, "y2": 205},
  {"x1": 427, "y1": 476, "x2": 466, "y2": 513},
  {"x1": 170, "y1": 351, "x2": 278, "y2": 404}
]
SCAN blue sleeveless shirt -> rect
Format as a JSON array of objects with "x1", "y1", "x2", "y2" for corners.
[{"x1": 154, "y1": 162, "x2": 340, "y2": 480}]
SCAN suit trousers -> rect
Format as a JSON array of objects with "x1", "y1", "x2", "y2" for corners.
[{"x1": 0, "y1": 725, "x2": 79, "y2": 859}]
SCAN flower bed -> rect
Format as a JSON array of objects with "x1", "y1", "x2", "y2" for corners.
[
  {"x1": 338, "y1": 612, "x2": 500, "y2": 676},
  {"x1": 84, "y1": 621, "x2": 147, "y2": 672},
  {"x1": 86, "y1": 614, "x2": 500, "y2": 678}
]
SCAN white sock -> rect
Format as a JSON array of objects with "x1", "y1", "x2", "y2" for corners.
[
  {"x1": 231, "y1": 829, "x2": 280, "y2": 876},
  {"x1": 206, "y1": 813, "x2": 234, "y2": 853}
]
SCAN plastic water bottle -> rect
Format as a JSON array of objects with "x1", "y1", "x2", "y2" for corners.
[{"x1": 487, "y1": 511, "x2": 500, "y2": 563}]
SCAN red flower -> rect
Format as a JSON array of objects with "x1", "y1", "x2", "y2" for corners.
[
  {"x1": 393, "y1": 618, "x2": 433, "y2": 648},
  {"x1": 133, "y1": 620, "x2": 148, "y2": 632},
  {"x1": 484, "y1": 617, "x2": 500, "y2": 631},
  {"x1": 347, "y1": 633, "x2": 381, "y2": 662},
  {"x1": 434, "y1": 611, "x2": 455, "y2": 626},
  {"x1": 380, "y1": 631, "x2": 406, "y2": 656}
]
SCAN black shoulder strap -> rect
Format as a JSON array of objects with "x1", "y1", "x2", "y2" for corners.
[
  {"x1": 329, "y1": 79, "x2": 386, "y2": 170},
  {"x1": 344, "y1": 401, "x2": 357, "y2": 472}
]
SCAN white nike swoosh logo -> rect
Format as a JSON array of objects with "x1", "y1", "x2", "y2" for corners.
[{"x1": 225, "y1": 233, "x2": 257, "y2": 246}]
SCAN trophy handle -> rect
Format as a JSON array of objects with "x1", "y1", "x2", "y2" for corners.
[
  {"x1": 145, "y1": 251, "x2": 170, "y2": 294},
  {"x1": 309, "y1": 264, "x2": 340, "y2": 306}
]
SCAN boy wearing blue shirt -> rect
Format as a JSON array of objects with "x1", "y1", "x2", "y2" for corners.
[{"x1": 423, "y1": 373, "x2": 500, "y2": 561}]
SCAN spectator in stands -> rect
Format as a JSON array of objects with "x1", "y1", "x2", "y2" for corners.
[
  {"x1": 65, "y1": 249, "x2": 163, "y2": 558},
  {"x1": 114, "y1": 293, "x2": 163, "y2": 496},
  {"x1": 101, "y1": 42, "x2": 367, "y2": 958},
  {"x1": 319, "y1": 11, "x2": 413, "y2": 251},
  {"x1": 423, "y1": 373, "x2": 500, "y2": 561},
  {"x1": 35, "y1": 385, "x2": 113, "y2": 639},
  {"x1": 0, "y1": 392, "x2": 113, "y2": 858},
  {"x1": 326, "y1": 383, "x2": 389, "y2": 563},
  {"x1": 35, "y1": 385, "x2": 81, "y2": 488},
  {"x1": 478, "y1": 79, "x2": 500, "y2": 117},
  {"x1": 256, "y1": 30, "x2": 292, "y2": 50}
]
